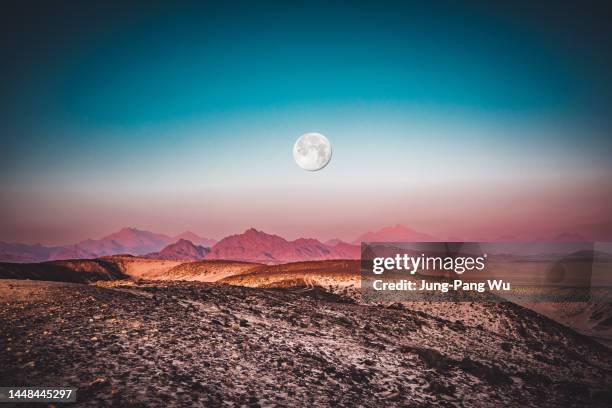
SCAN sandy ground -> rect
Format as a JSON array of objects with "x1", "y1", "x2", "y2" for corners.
[{"x1": 1, "y1": 279, "x2": 611, "y2": 407}]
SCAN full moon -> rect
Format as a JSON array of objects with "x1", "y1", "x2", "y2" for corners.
[{"x1": 292, "y1": 132, "x2": 332, "y2": 171}]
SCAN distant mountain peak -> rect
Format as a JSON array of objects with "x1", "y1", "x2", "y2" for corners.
[
  {"x1": 175, "y1": 238, "x2": 193, "y2": 245},
  {"x1": 325, "y1": 238, "x2": 344, "y2": 246},
  {"x1": 353, "y1": 225, "x2": 437, "y2": 243},
  {"x1": 146, "y1": 239, "x2": 210, "y2": 260},
  {"x1": 117, "y1": 227, "x2": 141, "y2": 234},
  {"x1": 382, "y1": 224, "x2": 415, "y2": 233},
  {"x1": 173, "y1": 231, "x2": 216, "y2": 247},
  {"x1": 244, "y1": 227, "x2": 266, "y2": 235},
  {"x1": 239, "y1": 228, "x2": 284, "y2": 241},
  {"x1": 176, "y1": 230, "x2": 198, "y2": 238}
]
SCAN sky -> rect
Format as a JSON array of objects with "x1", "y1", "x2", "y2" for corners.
[{"x1": 1, "y1": 0, "x2": 612, "y2": 245}]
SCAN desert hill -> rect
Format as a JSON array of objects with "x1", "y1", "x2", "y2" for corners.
[
  {"x1": 1, "y1": 279, "x2": 611, "y2": 406},
  {"x1": 220, "y1": 259, "x2": 359, "y2": 289},
  {"x1": 145, "y1": 259, "x2": 262, "y2": 282},
  {"x1": 0, "y1": 255, "x2": 260, "y2": 283},
  {"x1": 0, "y1": 259, "x2": 126, "y2": 283}
]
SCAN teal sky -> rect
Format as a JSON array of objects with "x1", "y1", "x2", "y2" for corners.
[{"x1": 1, "y1": 1, "x2": 612, "y2": 244}]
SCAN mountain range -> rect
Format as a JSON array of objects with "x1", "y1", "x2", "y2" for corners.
[
  {"x1": 3, "y1": 225, "x2": 416, "y2": 263},
  {"x1": 0, "y1": 227, "x2": 363, "y2": 263},
  {"x1": 206, "y1": 228, "x2": 360, "y2": 263},
  {"x1": 0, "y1": 224, "x2": 598, "y2": 263},
  {"x1": 0, "y1": 228, "x2": 217, "y2": 263}
]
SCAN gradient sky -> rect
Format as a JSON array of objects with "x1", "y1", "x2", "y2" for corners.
[{"x1": 1, "y1": 0, "x2": 612, "y2": 245}]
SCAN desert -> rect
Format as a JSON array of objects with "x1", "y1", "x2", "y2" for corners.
[{"x1": 1, "y1": 255, "x2": 612, "y2": 407}]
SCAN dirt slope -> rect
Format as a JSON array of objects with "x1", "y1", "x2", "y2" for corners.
[
  {"x1": 220, "y1": 259, "x2": 359, "y2": 288},
  {"x1": 148, "y1": 260, "x2": 262, "y2": 282},
  {"x1": 0, "y1": 259, "x2": 126, "y2": 283}
]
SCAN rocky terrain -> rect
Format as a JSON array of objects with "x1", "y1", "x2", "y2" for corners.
[
  {"x1": 519, "y1": 300, "x2": 612, "y2": 348},
  {"x1": 1, "y1": 279, "x2": 611, "y2": 407},
  {"x1": 3, "y1": 256, "x2": 611, "y2": 346}
]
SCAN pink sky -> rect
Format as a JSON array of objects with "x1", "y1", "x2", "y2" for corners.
[{"x1": 2, "y1": 169, "x2": 611, "y2": 245}]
